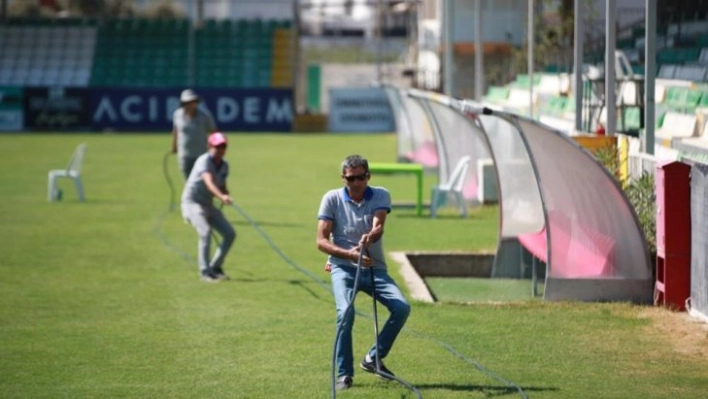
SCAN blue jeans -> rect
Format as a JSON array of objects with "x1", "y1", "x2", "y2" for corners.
[{"x1": 331, "y1": 264, "x2": 411, "y2": 378}]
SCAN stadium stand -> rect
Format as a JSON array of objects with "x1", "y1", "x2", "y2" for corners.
[
  {"x1": 654, "y1": 111, "x2": 699, "y2": 144},
  {"x1": 482, "y1": 8, "x2": 708, "y2": 147},
  {"x1": 92, "y1": 18, "x2": 190, "y2": 87},
  {"x1": 0, "y1": 16, "x2": 293, "y2": 89},
  {"x1": 0, "y1": 18, "x2": 96, "y2": 87},
  {"x1": 271, "y1": 22, "x2": 294, "y2": 88}
]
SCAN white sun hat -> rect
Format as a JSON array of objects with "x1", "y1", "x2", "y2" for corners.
[{"x1": 180, "y1": 89, "x2": 200, "y2": 103}]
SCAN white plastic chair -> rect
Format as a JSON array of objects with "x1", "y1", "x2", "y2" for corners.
[
  {"x1": 48, "y1": 143, "x2": 87, "y2": 202},
  {"x1": 430, "y1": 155, "x2": 471, "y2": 218}
]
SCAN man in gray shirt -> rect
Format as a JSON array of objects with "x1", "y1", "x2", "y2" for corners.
[
  {"x1": 316, "y1": 154, "x2": 411, "y2": 390},
  {"x1": 171, "y1": 89, "x2": 217, "y2": 180},
  {"x1": 181, "y1": 132, "x2": 236, "y2": 282}
]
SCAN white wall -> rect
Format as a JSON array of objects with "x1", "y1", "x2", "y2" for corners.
[{"x1": 172, "y1": 0, "x2": 295, "y2": 20}]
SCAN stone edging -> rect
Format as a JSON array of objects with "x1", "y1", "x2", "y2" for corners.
[{"x1": 389, "y1": 251, "x2": 435, "y2": 303}]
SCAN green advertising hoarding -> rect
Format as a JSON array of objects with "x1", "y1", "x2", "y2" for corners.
[{"x1": 0, "y1": 86, "x2": 24, "y2": 131}]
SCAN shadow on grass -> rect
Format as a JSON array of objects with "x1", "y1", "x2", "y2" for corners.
[
  {"x1": 414, "y1": 383, "x2": 559, "y2": 396},
  {"x1": 393, "y1": 213, "x2": 484, "y2": 220},
  {"x1": 229, "y1": 219, "x2": 304, "y2": 228},
  {"x1": 227, "y1": 277, "x2": 330, "y2": 302},
  {"x1": 288, "y1": 279, "x2": 330, "y2": 301}
]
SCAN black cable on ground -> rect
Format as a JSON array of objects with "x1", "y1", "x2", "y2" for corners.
[{"x1": 162, "y1": 151, "x2": 176, "y2": 212}]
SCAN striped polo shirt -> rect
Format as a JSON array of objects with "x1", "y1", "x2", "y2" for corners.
[{"x1": 318, "y1": 186, "x2": 392, "y2": 269}]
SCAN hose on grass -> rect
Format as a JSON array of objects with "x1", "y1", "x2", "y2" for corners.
[{"x1": 157, "y1": 153, "x2": 528, "y2": 399}]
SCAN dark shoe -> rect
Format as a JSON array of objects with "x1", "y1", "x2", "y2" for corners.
[
  {"x1": 335, "y1": 375, "x2": 353, "y2": 390},
  {"x1": 200, "y1": 271, "x2": 220, "y2": 283},
  {"x1": 360, "y1": 357, "x2": 395, "y2": 381},
  {"x1": 212, "y1": 267, "x2": 230, "y2": 280}
]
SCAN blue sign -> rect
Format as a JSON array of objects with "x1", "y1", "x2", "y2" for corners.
[
  {"x1": 91, "y1": 88, "x2": 293, "y2": 132},
  {"x1": 24, "y1": 87, "x2": 91, "y2": 130},
  {"x1": 328, "y1": 87, "x2": 395, "y2": 133}
]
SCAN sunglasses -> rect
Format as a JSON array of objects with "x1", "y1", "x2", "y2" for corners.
[
  {"x1": 343, "y1": 172, "x2": 368, "y2": 182},
  {"x1": 215, "y1": 144, "x2": 227, "y2": 149}
]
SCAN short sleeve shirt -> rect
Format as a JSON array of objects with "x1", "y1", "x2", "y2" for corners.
[
  {"x1": 173, "y1": 107, "x2": 216, "y2": 159},
  {"x1": 181, "y1": 153, "x2": 229, "y2": 205},
  {"x1": 317, "y1": 186, "x2": 392, "y2": 269}
]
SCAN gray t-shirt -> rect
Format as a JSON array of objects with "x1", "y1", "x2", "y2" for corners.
[
  {"x1": 181, "y1": 153, "x2": 229, "y2": 205},
  {"x1": 173, "y1": 107, "x2": 216, "y2": 159},
  {"x1": 317, "y1": 186, "x2": 392, "y2": 269}
]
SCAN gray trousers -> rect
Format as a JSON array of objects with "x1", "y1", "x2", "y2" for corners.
[
  {"x1": 181, "y1": 202, "x2": 236, "y2": 274},
  {"x1": 179, "y1": 156, "x2": 199, "y2": 180}
]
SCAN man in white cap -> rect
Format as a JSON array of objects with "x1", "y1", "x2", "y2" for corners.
[
  {"x1": 171, "y1": 89, "x2": 218, "y2": 180},
  {"x1": 181, "y1": 132, "x2": 236, "y2": 282}
]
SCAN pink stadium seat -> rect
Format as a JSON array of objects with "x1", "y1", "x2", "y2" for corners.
[
  {"x1": 404, "y1": 141, "x2": 438, "y2": 168},
  {"x1": 518, "y1": 211, "x2": 615, "y2": 278}
]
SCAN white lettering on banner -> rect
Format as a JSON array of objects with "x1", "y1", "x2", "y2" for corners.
[
  {"x1": 217, "y1": 98, "x2": 239, "y2": 122},
  {"x1": 122, "y1": 96, "x2": 142, "y2": 122},
  {"x1": 244, "y1": 97, "x2": 260, "y2": 123},
  {"x1": 93, "y1": 96, "x2": 118, "y2": 122},
  {"x1": 267, "y1": 98, "x2": 292, "y2": 122},
  {"x1": 92, "y1": 92, "x2": 292, "y2": 126},
  {"x1": 149, "y1": 97, "x2": 158, "y2": 121}
]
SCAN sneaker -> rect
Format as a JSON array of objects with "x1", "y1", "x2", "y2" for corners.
[
  {"x1": 360, "y1": 357, "x2": 395, "y2": 381},
  {"x1": 335, "y1": 375, "x2": 353, "y2": 390},
  {"x1": 200, "y1": 271, "x2": 220, "y2": 283},
  {"x1": 212, "y1": 267, "x2": 230, "y2": 280}
]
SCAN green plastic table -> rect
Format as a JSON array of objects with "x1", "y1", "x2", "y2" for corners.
[{"x1": 368, "y1": 162, "x2": 424, "y2": 216}]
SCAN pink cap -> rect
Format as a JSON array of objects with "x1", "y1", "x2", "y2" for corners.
[{"x1": 208, "y1": 132, "x2": 228, "y2": 147}]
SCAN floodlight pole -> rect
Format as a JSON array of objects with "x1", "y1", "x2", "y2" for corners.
[
  {"x1": 573, "y1": 0, "x2": 585, "y2": 132},
  {"x1": 474, "y1": 0, "x2": 483, "y2": 101},
  {"x1": 528, "y1": 0, "x2": 534, "y2": 118},
  {"x1": 443, "y1": 0, "x2": 454, "y2": 96},
  {"x1": 644, "y1": 0, "x2": 656, "y2": 155},
  {"x1": 376, "y1": 0, "x2": 384, "y2": 84},
  {"x1": 605, "y1": 0, "x2": 617, "y2": 136}
]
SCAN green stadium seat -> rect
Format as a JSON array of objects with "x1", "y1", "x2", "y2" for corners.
[
  {"x1": 664, "y1": 87, "x2": 702, "y2": 111},
  {"x1": 664, "y1": 87, "x2": 687, "y2": 109},
  {"x1": 511, "y1": 74, "x2": 541, "y2": 88},
  {"x1": 697, "y1": 34, "x2": 708, "y2": 47},
  {"x1": 89, "y1": 17, "x2": 283, "y2": 88},
  {"x1": 562, "y1": 97, "x2": 576, "y2": 114},
  {"x1": 700, "y1": 92, "x2": 708, "y2": 107},
  {"x1": 542, "y1": 96, "x2": 567, "y2": 116},
  {"x1": 622, "y1": 107, "x2": 641, "y2": 131},
  {"x1": 483, "y1": 86, "x2": 509, "y2": 104},
  {"x1": 686, "y1": 90, "x2": 701, "y2": 106}
]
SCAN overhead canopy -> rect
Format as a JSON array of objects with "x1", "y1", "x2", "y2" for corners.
[
  {"x1": 387, "y1": 87, "x2": 653, "y2": 303},
  {"x1": 383, "y1": 86, "x2": 438, "y2": 168}
]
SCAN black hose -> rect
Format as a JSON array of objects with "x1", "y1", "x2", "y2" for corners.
[
  {"x1": 159, "y1": 167, "x2": 528, "y2": 399},
  {"x1": 162, "y1": 151, "x2": 176, "y2": 212}
]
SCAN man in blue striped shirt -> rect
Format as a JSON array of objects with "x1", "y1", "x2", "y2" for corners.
[{"x1": 317, "y1": 154, "x2": 411, "y2": 391}]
